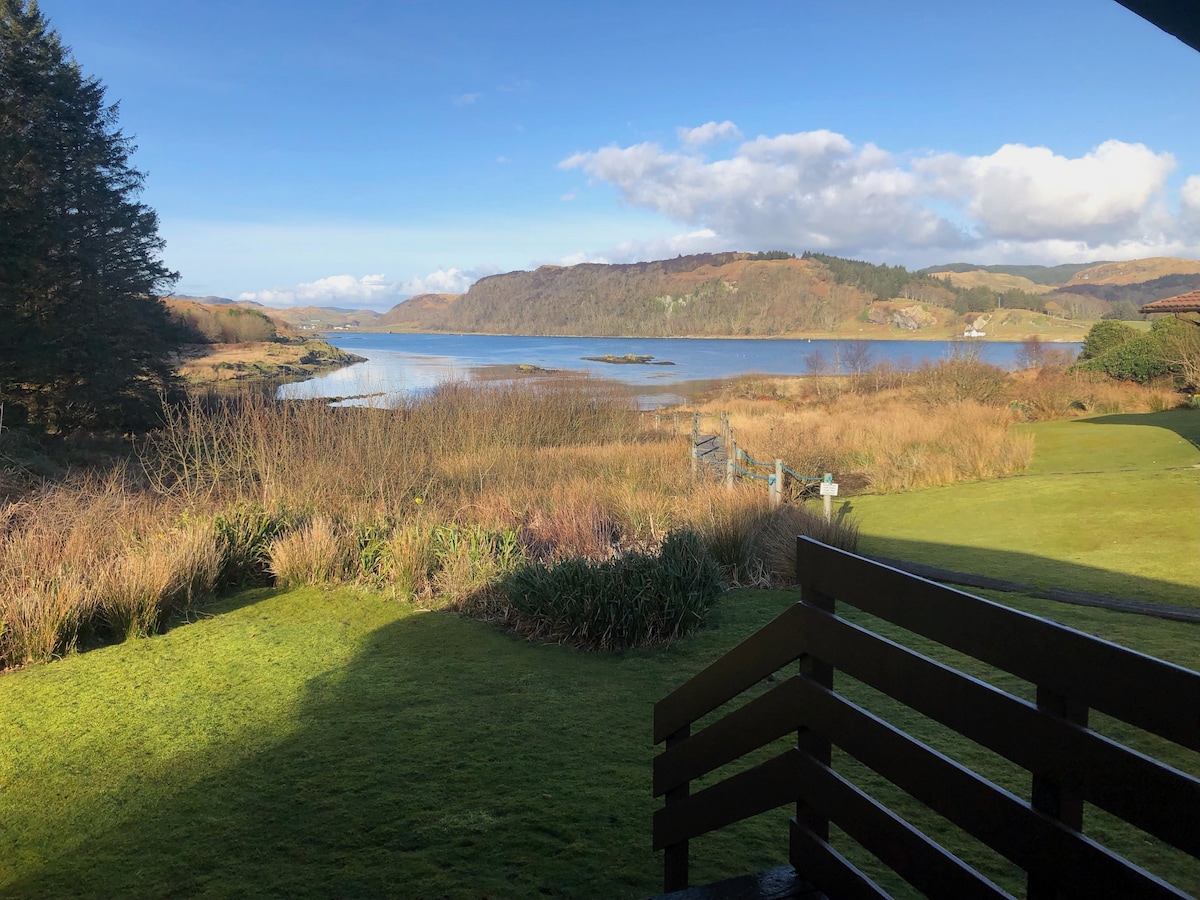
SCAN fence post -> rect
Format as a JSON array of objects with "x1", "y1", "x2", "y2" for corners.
[
  {"x1": 822, "y1": 472, "x2": 833, "y2": 523},
  {"x1": 1027, "y1": 687, "x2": 1088, "y2": 899},
  {"x1": 663, "y1": 724, "x2": 691, "y2": 891},
  {"x1": 793, "y1": 543, "x2": 834, "y2": 859},
  {"x1": 691, "y1": 413, "x2": 699, "y2": 477},
  {"x1": 772, "y1": 459, "x2": 783, "y2": 507},
  {"x1": 726, "y1": 437, "x2": 737, "y2": 490}
]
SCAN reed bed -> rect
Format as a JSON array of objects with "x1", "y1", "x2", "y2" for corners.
[{"x1": 4, "y1": 363, "x2": 1175, "y2": 669}]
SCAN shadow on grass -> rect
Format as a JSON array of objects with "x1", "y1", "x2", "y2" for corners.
[
  {"x1": 1079, "y1": 408, "x2": 1200, "y2": 449},
  {"x1": 3, "y1": 603, "x2": 740, "y2": 900},
  {"x1": 854, "y1": 532, "x2": 1198, "y2": 609}
]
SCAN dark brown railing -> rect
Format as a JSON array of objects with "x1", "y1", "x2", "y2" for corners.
[{"x1": 652, "y1": 537, "x2": 1200, "y2": 899}]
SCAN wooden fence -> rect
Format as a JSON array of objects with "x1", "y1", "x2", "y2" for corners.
[{"x1": 652, "y1": 537, "x2": 1200, "y2": 898}]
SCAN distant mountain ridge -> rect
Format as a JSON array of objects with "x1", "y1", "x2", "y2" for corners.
[{"x1": 186, "y1": 253, "x2": 1200, "y2": 339}]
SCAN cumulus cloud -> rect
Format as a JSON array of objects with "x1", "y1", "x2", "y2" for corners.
[
  {"x1": 917, "y1": 141, "x2": 1175, "y2": 242},
  {"x1": 1181, "y1": 175, "x2": 1200, "y2": 225},
  {"x1": 238, "y1": 265, "x2": 499, "y2": 309},
  {"x1": 677, "y1": 120, "x2": 742, "y2": 146},
  {"x1": 559, "y1": 125, "x2": 1199, "y2": 264},
  {"x1": 552, "y1": 230, "x2": 727, "y2": 268},
  {"x1": 398, "y1": 265, "x2": 498, "y2": 296}
]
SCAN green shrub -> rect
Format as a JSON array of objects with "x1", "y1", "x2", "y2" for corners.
[
  {"x1": 1080, "y1": 319, "x2": 1138, "y2": 359},
  {"x1": 1074, "y1": 333, "x2": 1173, "y2": 383},
  {"x1": 504, "y1": 530, "x2": 722, "y2": 650}
]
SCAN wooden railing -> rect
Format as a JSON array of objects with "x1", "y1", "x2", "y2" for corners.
[{"x1": 652, "y1": 538, "x2": 1200, "y2": 898}]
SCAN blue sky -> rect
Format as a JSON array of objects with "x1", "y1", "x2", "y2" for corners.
[{"x1": 43, "y1": 0, "x2": 1200, "y2": 308}]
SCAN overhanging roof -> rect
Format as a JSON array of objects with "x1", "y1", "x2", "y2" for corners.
[
  {"x1": 1115, "y1": 2, "x2": 1200, "y2": 53},
  {"x1": 1140, "y1": 290, "x2": 1200, "y2": 314}
]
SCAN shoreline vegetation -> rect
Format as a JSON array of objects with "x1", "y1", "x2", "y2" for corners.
[{"x1": 1, "y1": 352, "x2": 1187, "y2": 673}]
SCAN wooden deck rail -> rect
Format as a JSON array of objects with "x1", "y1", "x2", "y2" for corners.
[{"x1": 652, "y1": 537, "x2": 1200, "y2": 898}]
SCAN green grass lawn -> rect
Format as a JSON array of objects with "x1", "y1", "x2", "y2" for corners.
[
  {"x1": 4, "y1": 410, "x2": 1198, "y2": 898},
  {"x1": 3, "y1": 580, "x2": 1200, "y2": 898},
  {"x1": 0, "y1": 587, "x2": 800, "y2": 899},
  {"x1": 850, "y1": 409, "x2": 1200, "y2": 606}
]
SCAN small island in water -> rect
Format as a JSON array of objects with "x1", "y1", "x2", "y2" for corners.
[{"x1": 582, "y1": 354, "x2": 676, "y2": 366}]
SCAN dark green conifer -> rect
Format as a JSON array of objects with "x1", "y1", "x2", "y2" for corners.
[{"x1": 0, "y1": 0, "x2": 180, "y2": 431}]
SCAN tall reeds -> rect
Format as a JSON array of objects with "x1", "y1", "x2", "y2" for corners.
[{"x1": 10, "y1": 362, "x2": 1170, "y2": 669}]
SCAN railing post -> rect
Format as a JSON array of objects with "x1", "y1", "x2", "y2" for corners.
[
  {"x1": 691, "y1": 413, "x2": 699, "y2": 477},
  {"x1": 663, "y1": 724, "x2": 691, "y2": 892},
  {"x1": 1027, "y1": 687, "x2": 1089, "y2": 899},
  {"x1": 774, "y1": 459, "x2": 783, "y2": 507},
  {"x1": 794, "y1": 541, "x2": 834, "y2": 852}
]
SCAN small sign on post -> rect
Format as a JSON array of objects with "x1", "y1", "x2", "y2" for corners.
[{"x1": 819, "y1": 474, "x2": 838, "y2": 523}]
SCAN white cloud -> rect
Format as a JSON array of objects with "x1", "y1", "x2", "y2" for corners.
[
  {"x1": 917, "y1": 140, "x2": 1175, "y2": 242},
  {"x1": 496, "y1": 155, "x2": 511, "y2": 164},
  {"x1": 677, "y1": 120, "x2": 742, "y2": 146},
  {"x1": 452, "y1": 92, "x2": 481, "y2": 106},
  {"x1": 1181, "y1": 175, "x2": 1200, "y2": 225},
  {"x1": 559, "y1": 129, "x2": 1200, "y2": 265},
  {"x1": 238, "y1": 265, "x2": 499, "y2": 309},
  {"x1": 560, "y1": 129, "x2": 958, "y2": 254},
  {"x1": 239, "y1": 274, "x2": 399, "y2": 308},
  {"x1": 555, "y1": 230, "x2": 727, "y2": 267},
  {"x1": 398, "y1": 265, "x2": 498, "y2": 296}
]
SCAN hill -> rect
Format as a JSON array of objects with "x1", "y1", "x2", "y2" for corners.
[
  {"x1": 165, "y1": 299, "x2": 364, "y2": 383},
  {"x1": 1065, "y1": 257, "x2": 1200, "y2": 286},
  {"x1": 381, "y1": 253, "x2": 876, "y2": 337},
  {"x1": 250, "y1": 304, "x2": 381, "y2": 332},
  {"x1": 924, "y1": 270, "x2": 1055, "y2": 295},
  {"x1": 919, "y1": 263, "x2": 1104, "y2": 285}
]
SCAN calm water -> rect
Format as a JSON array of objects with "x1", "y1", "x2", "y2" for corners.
[{"x1": 279, "y1": 333, "x2": 1081, "y2": 408}]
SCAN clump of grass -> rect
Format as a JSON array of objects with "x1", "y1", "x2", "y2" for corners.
[
  {"x1": 213, "y1": 504, "x2": 290, "y2": 586},
  {"x1": 268, "y1": 516, "x2": 352, "y2": 588},
  {"x1": 751, "y1": 504, "x2": 860, "y2": 586},
  {"x1": 504, "y1": 530, "x2": 723, "y2": 649}
]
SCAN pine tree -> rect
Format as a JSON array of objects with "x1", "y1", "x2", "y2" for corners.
[{"x1": 0, "y1": 0, "x2": 180, "y2": 431}]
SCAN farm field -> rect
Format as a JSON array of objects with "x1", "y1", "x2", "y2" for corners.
[{"x1": 851, "y1": 409, "x2": 1200, "y2": 607}]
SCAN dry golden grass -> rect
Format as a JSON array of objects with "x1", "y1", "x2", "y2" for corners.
[
  {"x1": 3, "y1": 368, "x2": 1180, "y2": 670},
  {"x1": 268, "y1": 516, "x2": 351, "y2": 588}
]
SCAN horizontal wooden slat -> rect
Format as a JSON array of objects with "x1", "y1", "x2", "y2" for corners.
[
  {"x1": 794, "y1": 674, "x2": 1189, "y2": 899},
  {"x1": 654, "y1": 602, "x2": 808, "y2": 744},
  {"x1": 789, "y1": 750, "x2": 1013, "y2": 900},
  {"x1": 655, "y1": 675, "x2": 805, "y2": 796},
  {"x1": 796, "y1": 538, "x2": 1200, "y2": 753},
  {"x1": 653, "y1": 749, "x2": 800, "y2": 851},
  {"x1": 790, "y1": 601, "x2": 1200, "y2": 857},
  {"x1": 789, "y1": 819, "x2": 889, "y2": 900}
]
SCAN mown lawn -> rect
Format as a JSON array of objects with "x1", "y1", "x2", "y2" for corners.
[
  {"x1": 3, "y1": 579, "x2": 1200, "y2": 898},
  {"x1": 0, "y1": 587, "x2": 800, "y2": 899},
  {"x1": 850, "y1": 409, "x2": 1200, "y2": 606}
]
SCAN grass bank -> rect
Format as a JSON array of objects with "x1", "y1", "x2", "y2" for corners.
[{"x1": 851, "y1": 409, "x2": 1200, "y2": 606}]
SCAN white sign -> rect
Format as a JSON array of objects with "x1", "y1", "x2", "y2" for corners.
[{"x1": 819, "y1": 482, "x2": 839, "y2": 497}]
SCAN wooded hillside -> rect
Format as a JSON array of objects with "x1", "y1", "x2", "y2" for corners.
[{"x1": 382, "y1": 253, "x2": 873, "y2": 337}]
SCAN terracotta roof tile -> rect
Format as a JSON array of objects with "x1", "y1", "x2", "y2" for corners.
[{"x1": 1139, "y1": 291, "x2": 1200, "y2": 313}]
